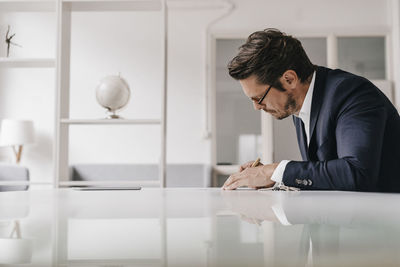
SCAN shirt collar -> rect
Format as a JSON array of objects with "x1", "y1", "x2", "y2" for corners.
[{"x1": 296, "y1": 71, "x2": 316, "y2": 122}]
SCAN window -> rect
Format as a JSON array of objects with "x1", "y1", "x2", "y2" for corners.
[{"x1": 338, "y1": 37, "x2": 386, "y2": 79}]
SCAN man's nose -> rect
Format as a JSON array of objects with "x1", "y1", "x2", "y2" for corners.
[{"x1": 253, "y1": 102, "x2": 263, "y2": 110}]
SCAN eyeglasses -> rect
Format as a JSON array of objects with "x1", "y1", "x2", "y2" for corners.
[{"x1": 257, "y1": 84, "x2": 272, "y2": 105}]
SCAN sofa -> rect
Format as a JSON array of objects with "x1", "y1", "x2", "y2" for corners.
[{"x1": 0, "y1": 163, "x2": 29, "y2": 192}]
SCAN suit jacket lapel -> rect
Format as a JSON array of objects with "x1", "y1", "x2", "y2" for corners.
[{"x1": 308, "y1": 66, "x2": 328, "y2": 157}]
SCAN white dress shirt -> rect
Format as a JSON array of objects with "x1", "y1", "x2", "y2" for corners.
[{"x1": 270, "y1": 71, "x2": 316, "y2": 186}]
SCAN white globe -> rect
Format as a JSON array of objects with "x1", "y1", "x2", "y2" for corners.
[{"x1": 95, "y1": 75, "x2": 131, "y2": 118}]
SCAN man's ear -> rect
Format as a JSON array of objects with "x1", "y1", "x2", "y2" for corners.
[{"x1": 280, "y1": 70, "x2": 298, "y2": 90}]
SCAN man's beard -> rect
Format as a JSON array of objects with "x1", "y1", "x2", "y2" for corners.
[{"x1": 265, "y1": 93, "x2": 297, "y2": 120}]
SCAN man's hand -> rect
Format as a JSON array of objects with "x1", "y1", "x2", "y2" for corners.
[
  {"x1": 238, "y1": 160, "x2": 264, "y2": 172},
  {"x1": 222, "y1": 163, "x2": 279, "y2": 190}
]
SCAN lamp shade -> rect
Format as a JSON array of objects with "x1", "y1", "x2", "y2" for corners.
[{"x1": 0, "y1": 120, "x2": 34, "y2": 146}]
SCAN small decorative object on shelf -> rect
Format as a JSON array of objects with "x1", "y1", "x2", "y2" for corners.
[
  {"x1": 5, "y1": 25, "x2": 22, "y2": 57},
  {"x1": 95, "y1": 74, "x2": 131, "y2": 119}
]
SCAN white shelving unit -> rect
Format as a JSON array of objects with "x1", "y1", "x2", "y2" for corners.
[
  {"x1": 54, "y1": 0, "x2": 168, "y2": 188},
  {"x1": 0, "y1": 0, "x2": 168, "y2": 188}
]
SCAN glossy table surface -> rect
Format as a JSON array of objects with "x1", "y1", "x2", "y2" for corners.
[{"x1": 0, "y1": 188, "x2": 399, "y2": 266}]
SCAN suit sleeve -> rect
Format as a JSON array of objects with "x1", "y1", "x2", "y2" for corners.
[{"x1": 282, "y1": 81, "x2": 387, "y2": 191}]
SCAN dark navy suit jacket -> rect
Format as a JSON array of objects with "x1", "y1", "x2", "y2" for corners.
[{"x1": 283, "y1": 66, "x2": 400, "y2": 192}]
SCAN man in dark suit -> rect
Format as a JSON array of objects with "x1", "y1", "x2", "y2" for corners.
[{"x1": 222, "y1": 29, "x2": 400, "y2": 192}]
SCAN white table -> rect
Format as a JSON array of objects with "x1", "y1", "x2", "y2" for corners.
[{"x1": 0, "y1": 188, "x2": 399, "y2": 266}]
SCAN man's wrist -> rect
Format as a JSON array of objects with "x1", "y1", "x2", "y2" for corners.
[
  {"x1": 270, "y1": 160, "x2": 291, "y2": 185},
  {"x1": 266, "y1": 163, "x2": 279, "y2": 185}
]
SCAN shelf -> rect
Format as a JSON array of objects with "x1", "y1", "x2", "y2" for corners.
[
  {"x1": 59, "y1": 180, "x2": 160, "y2": 187},
  {"x1": 61, "y1": 118, "x2": 161, "y2": 125},
  {"x1": 0, "y1": 0, "x2": 55, "y2": 12},
  {"x1": 0, "y1": 58, "x2": 55, "y2": 68},
  {"x1": 62, "y1": 0, "x2": 162, "y2": 12}
]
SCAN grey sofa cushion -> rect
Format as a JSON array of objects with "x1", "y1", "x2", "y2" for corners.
[
  {"x1": 71, "y1": 164, "x2": 211, "y2": 187},
  {"x1": 0, "y1": 163, "x2": 29, "y2": 192}
]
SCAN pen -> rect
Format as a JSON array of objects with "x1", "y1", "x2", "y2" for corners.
[{"x1": 251, "y1": 157, "x2": 261, "y2": 168}]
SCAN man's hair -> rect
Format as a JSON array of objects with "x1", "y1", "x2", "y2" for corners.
[{"x1": 228, "y1": 29, "x2": 316, "y2": 90}]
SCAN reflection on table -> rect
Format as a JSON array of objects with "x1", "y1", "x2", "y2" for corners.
[{"x1": 0, "y1": 188, "x2": 399, "y2": 266}]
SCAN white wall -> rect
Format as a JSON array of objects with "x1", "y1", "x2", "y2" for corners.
[
  {"x1": 0, "y1": 0, "x2": 395, "y2": 183},
  {"x1": 68, "y1": 11, "x2": 164, "y2": 164},
  {"x1": 391, "y1": 0, "x2": 400, "y2": 109},
  {"x1": 213, "y1": 0, "x2": 389, "y2": 33}
]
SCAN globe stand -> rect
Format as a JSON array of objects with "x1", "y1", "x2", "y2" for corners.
[{"x1": 105, "y1": 110, "x2": 123, "y2": 119}]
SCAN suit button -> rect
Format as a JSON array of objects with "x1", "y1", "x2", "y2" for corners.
[
  {"x1": 308, "y1": 179, "x2": 313, "y2": 186},
  {"x1": 295, "y1": 179, "x2": 302, "y2": 185},
  {"x1": 302, "y1": 179, "x2": 308, "y2": 186}
]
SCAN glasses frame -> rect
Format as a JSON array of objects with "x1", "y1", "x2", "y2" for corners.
[{"x1": 257, "y1": 84, "x2": 273, "y2": 105}]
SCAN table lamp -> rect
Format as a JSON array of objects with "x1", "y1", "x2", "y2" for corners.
[{"x1": 0, "y1": 119, "x2": 34, "y2": 164}]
